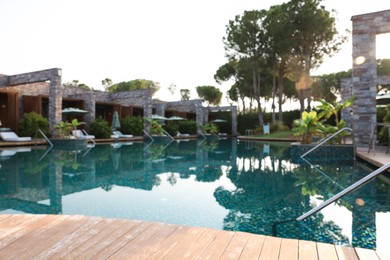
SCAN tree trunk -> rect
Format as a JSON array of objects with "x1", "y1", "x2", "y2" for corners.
[
  {"x1": 297, "y1": 88, "x2": 305, "y2": 116},
  {"x1": 252, "y1": 62, "x2": 263, "y2": 127},
  {"x1": 305, "y1": 55, "x2": 312, "y2": 112},
  {"x1": 240, "y1": 96, "x2": 246, "y2": 114},
  {"x1": 278, "y1": 64, "x2": 285, "y2": 122},
  {"x1": 271, "y1": 61, "x2": 276, "y2": 124}
]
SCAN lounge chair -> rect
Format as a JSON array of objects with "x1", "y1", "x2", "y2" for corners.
[
  {"x1": 177, "y1": 132, "x2": 190, "y2": 137},
  {"x1": 263, "y1": 123, "x2": 270, "y2": 135},
  {"x1": 0, "y1": 132, "x2": 32, "y2": 142},
  {"x1": 112, "y1": 131, "x2": 133, "y2": 138},
  {"x1": 72, "y1": 130, "x2": 95, "y2": 140}
]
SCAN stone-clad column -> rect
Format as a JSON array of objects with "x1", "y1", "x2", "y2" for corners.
[
  {"x1": 143, "y1": 89, "x2": 153, "y2": 136},
  {"x1": 203, "y1": 107, "x2": 209, "y2": 125},
  {"x1": 340, "y1": 79, "x2": 353, "y2": 128},
  {"x1": 84, "y1": 91, "x2": 95, "y2": 130},
  {"x1": 155, "y1": 104, "x2": 165, "y2": 116},
  {"x1": 195, "y1": 104, "x2": 203, "y2": 135},
  {"x1": 351, "y1": 27, "x2": 377, "y2": 146},
  {"x1": 49, "y1": 69, "x2": 63, "y2": 133}
]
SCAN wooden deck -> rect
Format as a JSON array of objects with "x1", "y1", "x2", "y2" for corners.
[{"x1": 0, "y1": 214, "x2": 385, "y2": 260}]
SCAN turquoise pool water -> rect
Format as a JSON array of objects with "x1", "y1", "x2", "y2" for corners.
[{"x1": 0, "y1": 139, "x2": 389, "y2": 251}]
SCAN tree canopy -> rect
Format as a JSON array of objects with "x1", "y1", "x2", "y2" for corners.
[
  {"x1": 107, "y1": 79, "x2": 160, "y2": 93},
  {"x1": 218, "y1": 0, "x2": 346, "y2": 122},
  {"x1": 196, "y1": 85, "x2": 223, "y2": 106},
  {"x1": 63, "y1": 80, "x2": 90, "y2": 90},
  {"x1": 180, "y1": 89, "x2": 191, "y2": 101}
]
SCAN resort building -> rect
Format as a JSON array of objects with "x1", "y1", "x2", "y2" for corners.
[{"x1": 0, "y1": 68, "x2": 237, "y2": 136}]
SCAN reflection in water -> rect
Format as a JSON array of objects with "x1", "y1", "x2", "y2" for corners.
[{"x1": 0, "y1": 139, "x2": 389, "y2": 251}]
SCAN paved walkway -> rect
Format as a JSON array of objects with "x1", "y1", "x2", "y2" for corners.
[{"x1": 356, "y1": 146, "x2": 390, "y2": 168}]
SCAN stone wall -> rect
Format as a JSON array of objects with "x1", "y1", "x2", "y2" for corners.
[
  {"x1": 0, "y1": 68, "x2": 62, "y2": 131},
  {"x1": 340, "y1": 78, "x2": 353, "y2": 128},
  {"x1": 0, "y1": 74, "x2": 9, "y2": 87},
  {"x1": 350, "y1": 9, "x2": 390, "y2": 146}
]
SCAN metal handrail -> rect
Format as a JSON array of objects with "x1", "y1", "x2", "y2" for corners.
[
  {"x1": 301, "y1": 127, "x2": 353, "y2": 158},
  {"x1": 162, "y1": 129, "x2": 174, "y2": 141},
  {"x1": 81, "y1": 129, "x2": 96, "y2": 145},
  {"x1": 143, "y1": 130, "x2": 154, "y2": 142},
  {"x1": 38, "y1": 129, "x2": 53, "y2": 147},
  {"x1": 297, "y1": 162, "x2": 390, "y2": 221}
]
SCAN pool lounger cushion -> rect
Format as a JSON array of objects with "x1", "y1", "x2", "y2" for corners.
[{"x1": 0, "y1": 132, "x2": 32, "y2": 142}]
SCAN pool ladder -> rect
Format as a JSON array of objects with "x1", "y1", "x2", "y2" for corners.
[
  {"x1": 300, "y1": 127, "x2": 354, "y2": 159},
  {"x1": 273, "y1": 127, "x2": 390, "y2": 235}
]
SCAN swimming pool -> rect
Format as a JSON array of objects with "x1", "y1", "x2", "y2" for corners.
[{"x1": 0, "y1": 139, "x2": 388, "y2": 251}]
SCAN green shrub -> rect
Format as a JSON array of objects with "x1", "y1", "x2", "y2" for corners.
[
  {"x1": 178, "y1": 120, "x2": 197, "y2": 135},
  {"x1": 19, "y1": 112, "x2": 50, "y2": 137},
  {"x1": 202, "y1": 123, "x2": 219, "y2": 134},
  {"x1": 122, "y1": 116, "x2": 143, "y2": 136},
  {"x1": 270, "y1": 121, "x2": 289, "y2": 132},
  {"x1": 89, "y1": 118, "x2": 112, "y2": 138},
  {"x1": 150, "y1": 120, "x2": 164, "y2": 135},
  {"x1": 164, "y1": 121, "x2": 179, "y2": 136}
]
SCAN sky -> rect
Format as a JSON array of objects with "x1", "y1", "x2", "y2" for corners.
[{"x1": 0, "y1": 0, "x2": 389, "y2": 105}]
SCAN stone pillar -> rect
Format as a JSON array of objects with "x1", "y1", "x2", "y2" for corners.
[
  {"x1": 231, "y1": 106, "x2": 238, "y2": 136},
  {"x1": 143, "y1": 89, "x2": 153, "y2": 136},
  {"x1": 203, "y1": 108, "x2": 209, "y2": 125},
  {"x1": 195, "y1": 104, "x2": 203, "y2": 135},
  {"x1": 49, "y1": 69, "x2": 63, "y2": 133},
  {"x1": 340, "y1": 79, "x2": 353, "y2": 128},
  {"x1": 351, "y1": 31, "x2": 377, "y2": 146},
  {"x1": 84, "y1": 91, "x2": 96, "y2": 130},
  {"x1": 155, "y1": 104, "x2": 165, "y2": 116}
]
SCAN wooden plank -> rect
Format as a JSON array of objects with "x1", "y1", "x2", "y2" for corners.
[
  {"x1": 0, "y1": 214, "x2": 382, "y2": 260},
  {"x1": 219, "y1": 231, "x2": 249, "y2": 260},
  {"x1": 108, "y1": 222, "x2": 181, "y2": 259},
  {"x1": 0, "y1": 214, "x2": 14, "y2": 224},
  {"x1": 58, "y1": 217, "x2": 118, "y2": 259},
  {"x1": 335, "y1": 245, "x2": 359, "y2": 260},
  {"x1": 153, "y1": 226, "x2": 207, "y2": 260},
  {"x1": 298, "y1": 240, "x2": 318, "y2": 260},
  {"x1": 355, "y1": 247, "x2": 380, "y2": 260},
  {"x1": 87, "y1": 220, "x2": 153, "y2": 260},
  {"x1": 316, "y1": 242, "x2": 337, "y2": 260},
  {"x1": 181, "y1": 229, "x2": 220, "y2": 259},
  {"x1": 0, "y1": 215, "x2": 60, "y2": 250},
  {"x1": 239, "y1": 233, "x2": 265, "y2": 260},
  {"x1": 117, "y1": 223, "x2": 178, "y2": 260},
  {"x1": 17, "y1": 215, "x2": 92, "y2": 259},
  {"x1": 279, "y1": 238, "x2": 298, "y2": 260},
  {"x1": 76, "y1": 219, "x2": 147, "y2": 259},
  {"x1": 0, "y1": 214, "x2": 70, "y2": 259},
  {"x1": 148, "y1": 225, "x2": 192, "y2": 259},
  {"x1": 259, "y1": 235, "x2": 282, "y2": 260},
  {"x1": 199, "y1": 229, "x2": 235, "y2": 260},
  {"x1": 0, "y1": 214, "x2": 45, "y2": 242},
  {"x1": 48, "y1": 217, "x2": 117, "y2": 259}
]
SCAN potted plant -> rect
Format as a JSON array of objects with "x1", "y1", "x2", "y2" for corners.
[{"x1": 51, "y1": 119, "x2": 88, "y2": 148}]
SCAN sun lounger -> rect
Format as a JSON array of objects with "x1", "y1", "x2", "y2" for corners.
[
  {"x1": 0, "y1": 132, "x2": 32, "y2": 142},
  {"x1": 72, "y1": 130, "x2": 95, "y2": 140},
  {"x1": 112, "y1": 131, "x2": 133, "y2": 138},
  {"x1": 177, "y1": 132, "x2": 190, "y2": 137}
]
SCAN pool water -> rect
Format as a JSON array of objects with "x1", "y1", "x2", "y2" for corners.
[{"x1": 0, "y1": 139, "x2": 389, "y2": 251}]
